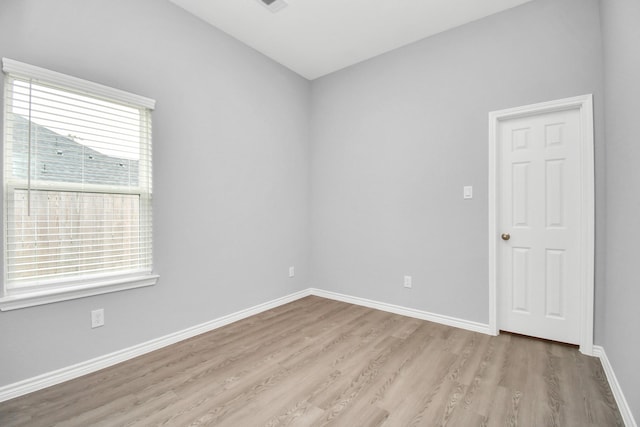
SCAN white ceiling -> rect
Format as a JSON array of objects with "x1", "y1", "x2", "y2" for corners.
[{"x1": 169, "y1": 0, "x2": 534, "y2": 80}]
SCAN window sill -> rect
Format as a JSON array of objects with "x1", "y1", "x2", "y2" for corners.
[{"x1": 0, "y1": 274, "x2": 159, "y2": 311}]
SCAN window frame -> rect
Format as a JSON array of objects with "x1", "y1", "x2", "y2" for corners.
[{"x1": 0, "y1": 58, "x2": 158, "y2": 311}]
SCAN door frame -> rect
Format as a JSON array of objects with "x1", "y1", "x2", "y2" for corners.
[{"x1": 488, "y1": 94, "x2": 595, "y2": 355}]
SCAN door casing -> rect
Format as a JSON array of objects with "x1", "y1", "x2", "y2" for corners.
[{"x1": 488, "y1": 94, "x2": 595, "y2": 355}]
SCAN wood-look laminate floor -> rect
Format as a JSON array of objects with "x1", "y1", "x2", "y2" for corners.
[{"x1": 0, "y1": 296, "x2": 623, "y2": 426}]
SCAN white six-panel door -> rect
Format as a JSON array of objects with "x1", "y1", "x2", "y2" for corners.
[{"x1": 497, "y1": 107, "x2": 583, "y2": 345}]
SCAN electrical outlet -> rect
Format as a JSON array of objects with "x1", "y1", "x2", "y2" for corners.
[
  {"x1": 404, "y1": 275, "x2": 412, "y2": 288},
  {"x1": 91, "y1": 309, "x2": 105, "y2": 328},
  {"x1": 289, "y1": 266, "x2": 295, "y2": 278}
]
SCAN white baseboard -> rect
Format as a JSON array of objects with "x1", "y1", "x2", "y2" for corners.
[
  {"x1": 0, "y1": 288, "x2": 491, "y2": 403},
  {"x1": 0, "y1": 289, "x2": 312, "y2": 403},
  {"x1": 5, "y1": 285, "x2": 632, "y2": 427},
  {"x1": 309, "y1": 288, "x2": 492, "y2": 335},
  {"x1": 593, "y1": 345, "x2": 637, "y2": 427}
]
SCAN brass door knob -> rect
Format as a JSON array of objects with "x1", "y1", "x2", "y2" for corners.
[{"x1": 501, "y1": 233, "x2": 511, "y2": 241}]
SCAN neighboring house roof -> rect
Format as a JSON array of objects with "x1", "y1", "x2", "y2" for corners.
[{"x1": 9, "y1": 114, "x2": 139, "y2": 187}]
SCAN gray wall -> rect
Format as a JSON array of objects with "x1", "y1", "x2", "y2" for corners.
[
  {"x1": 3, "y1": 2, "x2": 634, "y2": 418},
  {"x1": 601, "y1": 0, "x2": 640, "y2": 420},
  {"x1": 0, "y1": 0, "x2": 310, "y2": 386},
  {"x1": 310, "y1": 0, "x2": 605, "y2": 326}
]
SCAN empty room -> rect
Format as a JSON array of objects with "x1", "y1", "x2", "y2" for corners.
[{"x1": 0, "y1": 0, "x2": 638, "y2": 425}]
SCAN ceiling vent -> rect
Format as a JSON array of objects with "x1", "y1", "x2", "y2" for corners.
[{"x1": 257, "y1": 0, "x2": 288, "y2": 13}]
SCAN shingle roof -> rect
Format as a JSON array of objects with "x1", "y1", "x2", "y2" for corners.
[{"x1": 9, "y1": 114, "x2": 139, "y2": 187}]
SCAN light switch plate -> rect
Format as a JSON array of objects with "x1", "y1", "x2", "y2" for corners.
[{"x1": 463, "y1": 186, "x2": 473, "y2": 199}]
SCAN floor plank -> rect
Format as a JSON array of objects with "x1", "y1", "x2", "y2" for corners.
[{"x1": 0, "y1": 296, "x2": 624, "y2": 426}]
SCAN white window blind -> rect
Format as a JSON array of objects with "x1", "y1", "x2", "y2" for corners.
[{"x1": 2, "y1": 58, "x2": 155, "y2": 299}]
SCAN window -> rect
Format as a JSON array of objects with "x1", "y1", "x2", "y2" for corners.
[{"x1": 1, "y1": 58, "x2": 158, "y2": 310}]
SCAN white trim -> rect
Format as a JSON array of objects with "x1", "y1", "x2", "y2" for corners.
[
  {"x1": 593, "y1": 346, "x2": 638, "y2": 427},
  {"x1": 488, "y1": 94, "x2": 595, "y2": 355},
  {"x1": 0, "y1": 288, "x2": 312, "y2": 402},
  {"x1": 309, "y1": 288, "x2": 492, "y2": 335},
  {"x1": 2, "y1": 58, "x2": 155, "y2": 110},
  {"x1": 0, "y1": 288, "x2": 492, "y2": 402},
  {"x1": 8, "y1": 287, "x2": 632, "y2": 415},
  {"x1": 0, "y1": 274, "x2": 160, "y2": 311}
]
